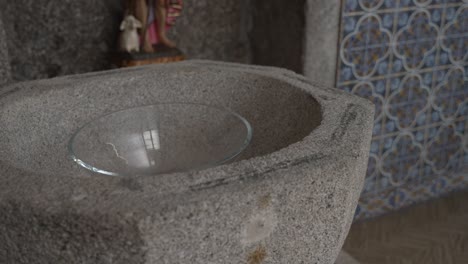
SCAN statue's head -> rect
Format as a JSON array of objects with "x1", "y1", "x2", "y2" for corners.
[{"x1": 120, "y1": 15, "x2": 142, "y2": 31}]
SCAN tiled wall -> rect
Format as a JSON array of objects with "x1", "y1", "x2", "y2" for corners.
[{"x1": 337, "y1": 0, "x2": 468, "y2": 220}]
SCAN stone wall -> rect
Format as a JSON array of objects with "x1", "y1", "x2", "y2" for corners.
[
  {"x1": 170, "y1": 0, "x2": 251, "y2": 64},
  {"x1": 0, "y1": 12, "x2": 11, "y2": 85},
  {"x1": 0, "y1": 0, "x2": 122, "y2": 81},
  {"x1": 0, "y1": 0, "x2": 251, "y2": 81},
  {"x1": 250, "y1": 0, "x2": 305, "y2": 74}
]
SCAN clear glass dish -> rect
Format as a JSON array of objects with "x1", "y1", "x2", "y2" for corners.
[{"x1": 69, "y1": 103, "x2": 252, "y2": 177}]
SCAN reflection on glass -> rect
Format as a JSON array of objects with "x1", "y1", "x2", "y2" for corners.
[
  {"x1": 143, "y1": 129, "x2": 160, "y2": 166},
  {"x1": 69, "y1": 103, "x2": 252, "y2": 177}
]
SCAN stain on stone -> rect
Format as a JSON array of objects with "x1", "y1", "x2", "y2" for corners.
[
  {"x1": 331, "y1": 104, "x2": 359, "y2": 141},
  {"x1": 0, "y1": 85, "x2": 21, "y2": 97},
  {"x1": 248, "y1": 245, "x2": 267, "y2": 264},
  {"x1": 119, "y1": 178, "x2": 143, "y2": 192},
  {"x1": 258, "y1": 194, "x2": 271, "y2": 209},
  {"x1": 190, "y1": 153, "x2": 328, "y2": 191},
  {"x1": 241, "y1": 209, "x2": 277, "y2": 245}
]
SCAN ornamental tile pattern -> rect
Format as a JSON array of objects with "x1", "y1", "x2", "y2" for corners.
[{"x1": 338, "y1": 0, "x2": 468, "y2": 220}]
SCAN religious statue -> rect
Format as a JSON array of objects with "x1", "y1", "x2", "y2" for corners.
[
  {"x1": 119, "y1": 15, "x2": 142, "y2": 53},
  {"x1": 117, "y1": 0, "x2": 184, "y2": 66}
]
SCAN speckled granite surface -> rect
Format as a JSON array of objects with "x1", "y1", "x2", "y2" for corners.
[
  {"x1": 0, "y1": 0, "x2": 251, "y2": 81},
  {"x1": 0, "y1": 0, "x2": 122, "y2": 81},
  {"x1": 0, "y1": 12, "x2": 11, "y2": 85},
  {"x1": 0, "y1": 61, "x2": 374, "y2": 263},
  {"x1": 169, "y1": 0, "x2": 251, "y2": 64}
]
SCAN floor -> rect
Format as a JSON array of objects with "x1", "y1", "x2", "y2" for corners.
[{"x1": 340, "y1": 190, "x2": 468, "y2": 264}]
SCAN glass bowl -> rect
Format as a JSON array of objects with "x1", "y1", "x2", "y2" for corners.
[{"x1": 69, "y1": 103, "x2": 252, "y2": 177}]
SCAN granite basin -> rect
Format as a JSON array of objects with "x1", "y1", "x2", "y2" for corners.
[{"x1": 0, "y1": 61, "x2": 374, "y2": 264}]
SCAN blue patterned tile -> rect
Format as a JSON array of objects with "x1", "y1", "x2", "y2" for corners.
[
  {"x1": 434, "y1": 0, "x2": 463, "y2": 4},
  {"x1": 338, "y1": 0, "x2": 468, "y2": 220},
  {"x1": 373, "y1": 121, "x2": 383, "y2": 135},
  {"x1": 351, "y1": 82, "x2": 385, "y2": 122},
  {"x1": 370, "y1": 139, "x2": 381, "y2": 154},
  {"x1": 458, "y1": 101, "x2": 467, "y2": 118},
  {"x1": 413, "y1": 124, "x2": 427, "y2": 140},
  {"x1": 389, "y1": 76, "x2": 402, "y2": 92},
  {"x1": 441, "y1": 6, "x2": 468, "y2": 63},
  {"x1": 394, "y1": 10, "x2": 439, "y2": 69},
  {"x1": 387, "y1": 74, "x2": 430, "y2": 129},
  {"x1": 447, "y1": 151, "x2": 465, "y2": 174},
  {"x1": 399, "y1": 0, "x2": 416, "y2": 8},
  {"x1": 445, "y1": 6, "x2": 459, "y2": 23},
  {"x1": 381, "y1": 12, "x2": 395, "y2": 32},
  {"x1": 438, "y1": 50, "x2": 452, "y2": 66},
  {"x1": 433, "y1": 67, "x2": 467, "y2": 119},
  {"x1": 433, "y1": 68, "x2": 450, "y2": 86},
  {"x1": 463, "y1": 150, "x2": 468, "y2": 171},
  {"x1": 344, "y1": 0, "x2": 361, "y2": 13},
  {"x1": 421, "y1": 163, "x2": 436, "y2": 178},
  {"x1": 362, "y1": 175, "x2": 378, "y2": 194},
  {"x1": 430, "y1": 178, "x2": 448, "y2": 195},
  {"x1": 374, "y1": 79, "x2": 387, "y2": 96},
  {"x1": 422, "y1": 71, "x2": 433, "y2": 86},
  {"x1": 381, "y1": 0, "x2": 398, "y2": 9},
  {"x1": 378, "y1": 175, "x2": 392, "y2": 190},
  {"x1": 430, "y1": 8, "x2": 443, "y2": 24},
  {"x1": 341, "y1": 15, "x2": 392, "y2": 78},
  {"x1": 395, "y1": 11, "x2": 412, "y2": 31},
  {"x1": 343, "y1": 16, "x2": 359, "y2": 34},
  {"x1": 391, "y1": 58, "x2": 405, "y2": 73},
  {"x1": 424, "y1": 53, "x2": 437, "y2": 68},
  {"x1": 339, "y1": 64, "x2": 355, "y2": 82},
  {"x1": 413, "y1": 0, "x2": 435, "y2": 6},
  {"x1": 454, "y1": 119, "x2": 466, "y2": 134},
  {"x1": 383, "y1": 119, "x2": 398, "y2": 134},
  {"x1": 428, "y1": 106, "x2": 442, "y2": 123},
  {"x1": 359, "y1": 0, "x2": 386, "y2": 11},
  {"x1": 376, "y1": 59, "x2": 391, "y2": 76},
  {"x1": 426, "y1": 125, "x2": 463, "y2": 171},
  {"x1": 381, "y1": 134, "x2": 423, "y2": 185}
]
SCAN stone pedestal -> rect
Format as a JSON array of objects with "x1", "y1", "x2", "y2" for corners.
[
  {"x1": 0, "y1": 61, "x2": 374, "y2": 263},
  {"x1": 113, "y1": 45, "x2": 185, "y2": 67}
]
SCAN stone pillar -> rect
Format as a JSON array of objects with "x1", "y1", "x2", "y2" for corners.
[{"x1": 303, "y1": 0, "x2": 341, "y2": 87}]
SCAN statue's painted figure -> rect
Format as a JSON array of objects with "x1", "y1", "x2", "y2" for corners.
[{"x1": 119, "y1": 0, "x2": 182, "y2": 53}]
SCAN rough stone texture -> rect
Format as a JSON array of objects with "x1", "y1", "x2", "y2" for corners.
[
  {"x1": 0, "y1": 0, "x2": 251, "y2": 81},
  {"x1": 0, "y1": 12, "x2": 11, "y2": 86},
  {"x1": 0, "y1": 0, "x2": 123, "y2": 81},
  {"x1": 169, "y1": 0, "x2": 251, "y2": 64},
  {"x1": 0, "y1": 0, "x2": 341, "y2": 83},
  {"x1": 303, "y1": 0, "x2": 341, "y2": 87},
  {"x1": 250, "y1": 0, "x2": 305, "y2": 74},
  {"x1": 0, "y1": 61, "x2": 374, "y2": 263},
  {"x1": 335, "y1": 251, "x2": 361, "y2": 264},
  {"x1": 0, "y1": 0, "x2": 341, "y2": 85}
]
